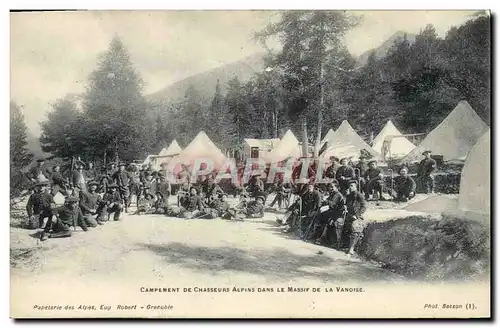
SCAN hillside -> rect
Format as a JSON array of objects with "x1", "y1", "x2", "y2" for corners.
[
  {"x1": 148, "y1": 52, "x2": 266, "y2": 104},
  {"x1": 356, "y1": 31, "x2": 416, "y2": 67}
]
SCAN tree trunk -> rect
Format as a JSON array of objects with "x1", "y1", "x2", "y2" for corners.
[
  {"x1": 314, "y1": 19, "x2": 326, "y2": 158},
  {"x1": 301, "y1": 116, "x2": 308, "y2": 157},
  {"x1": 314, "y1": 61, "x2": 325, "y2": 158}
]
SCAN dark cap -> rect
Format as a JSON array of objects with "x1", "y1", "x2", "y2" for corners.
[
  {"x1": 331, "y1": 179, "x2": 339, "y2": 186},
  {"x1": 348, "y1": 180, "x2": 358, "y2": 186},
  {"x1": 107, "y1": 183, "x2": 118, "y2": 189},
  {"x1": 119, "y1": 162, "x2": 127, "y2": 167},
  {"x1": 422, "y1": 150, "x2": 432, "y2": 155},
  {"x1": 108, "y1": 162, "x2": 117, "y2": 167},
  {"x1": 36, "y1": 158, "x2": 46, "y2": 163},
  {"x1": 256, "y1": 196, "x2": 266, "y2": 202},
  {"x1": 87, "y1": 181, "x2": 99, "y2": 187},
  {"x1": 368, "y1": 160, "x2": 377, "y2": 165}
]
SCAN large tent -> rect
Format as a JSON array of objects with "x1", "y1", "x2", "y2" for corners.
[
  {"x1": 263, "y1": 129, "x2": 301, "y2": 163},
  {"x1": 402, "y1": 101, "x2": 489, "y2": 163},
  {"x1": 171, "y1": 131, "x2": 226, "y2": 168},
  {"x1": 458, "y1": 129, "x2": 490, "y2": 217},
  {"x1": 321, "y1": 120, "x2": 380, "y2": 160},
  {"x1": 372, "y1": 120, "x2": 415, "y2": 159}
]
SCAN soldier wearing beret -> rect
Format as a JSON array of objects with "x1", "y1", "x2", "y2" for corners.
[
  {"x1": 25, "y1": 181, "x2": 56, "y2": 230},
  {"x1": 79, "y1": 181, "x2": 104, "y2": 227},
  {"x1": 392, "y1": 167, "x2": 417, "y2": 202},
  {"x1": 113, "y1": 162, "x2": 131, "y2": 213},
  {"x1": 343, "y1": 180, "x2": 367, "y2": 255},
  {"x1": 417, "y1": 150, "x2": 437, "y2": 194},
  {"x1": 100, "y1": 183, "x2": 123, "y2": 221},
  {"x1": 335, "y1": 158, "x2": 355, "y2": 196},
  {"x1": 27, "y1": 158, "x2": 51, "y2": 184},
  {"x1": 364, "y1": 160, "x2": 385, "y2": 200},
  {"x1": 39, "y1": 196, "x2": 88, "y2": 241}
]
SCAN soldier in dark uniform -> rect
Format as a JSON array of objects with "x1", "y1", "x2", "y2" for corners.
[
  {"x1": 100, "y1": 183, "x2": 123, "y2": 221},
  {"x1": 281, "y1": 184, "x2": 321, "y2": 234},
  {"x1": 27, "y1": 158, "x2": 51, "y2": 183},
  {"x1": 84, "y1": 162, "x2": 97, "y2": 182},
  {"x1": 155, "y1": 173, "x2": 171, "y2": 213},
  {"x1": 308, "y1": 181, "x2": 346, "y2": 245},
  {"x1": 71, "y1": 160, "x2": 87, "y2": 197},
  {"x1": 364, "y1": 160, "x2": 385, "y2": 200},
  {"x1": 392, "y1": 167, "x2": 417, "y2": 202},
  {"x1": 268, "y1": 179, "x2": 291, "y2": 210},
  {"x1": 335, "y1": 158, "x2": 355, "y2": 196},
  {"x1": 226, "y1": 195, "x2": 266, "y2": 220},
  {"x1": 178, "y1": 186, "x2": 204, "y2": 219},
  {"x1": 246, "y1": 173, "x2": 265, "y2": 199},
  {"x1": 417, "y1": 150, "x2": 437, "y2": 194},
  {"x1": 354, "y1": 155, "x2": 369, "y2": 196},
  {"x1": 25, "y1": 181, "x2": 56, "y2": 229},
  {"x1": 325, "y1": 157, "x2": 341, "y2": 180},
  {"x1": 50, "y1": 165, "x2": 69, "y2": 196},
  {"x1": 79, "y1": 181, "x2": 104, "y2": 227},
  {"x1": 342, "y1": 180, "x2": 367, "y2": 255},
  {"x1": 202, "y1": 176, "x2": 223, "y2": 202},
  {"x1": 113, "y1": 162, "x2": 131, "y2": 213},
  {"x1": 39, "y1": 196, "x2": 88, "y2": 241}
]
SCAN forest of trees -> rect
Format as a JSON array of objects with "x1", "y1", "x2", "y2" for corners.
[{"x1": 10, "y1": 11, "x2": 490, "y2": 186}]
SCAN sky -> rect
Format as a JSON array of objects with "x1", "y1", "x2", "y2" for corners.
[{"x1": 10, "y1": 10, "x2": 480, "y2": 135}]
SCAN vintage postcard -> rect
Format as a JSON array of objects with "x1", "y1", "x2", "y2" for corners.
[{"x1": 10, "y1": 10, "x2": 491, "y2": 318}]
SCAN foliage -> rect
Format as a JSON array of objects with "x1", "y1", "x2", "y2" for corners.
[{"x1": 358, "y1": 215, "x2": 490, "y2": 280}]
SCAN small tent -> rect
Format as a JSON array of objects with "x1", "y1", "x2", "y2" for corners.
[
  {"x1": 372, "y1": 120, "x2": 415, "y2": 159},
  {"x1": 243, "y1": 138, "x2": 280, "y2": 159},
  {"x1": 263, "y1": 130, "x2": 301, "y2": 163},
  {"x1": 321, "y1": 120, "x2": 380, "y2": 160},
  {"x1": 458, "y1": 129, "x2": 490, "y2": 217},
  {"x1": 321, "y1": 128, "x2": 336, "y2": 146},
  {"x1": 172, "y1": 132, "x2": 226, "y2": 168},
  {"x1": 159, "y1": 140, "x2": 182, "y2": 157},
  {"x1": 402, "y1": 101, "x2": 489, "y2": 163}
]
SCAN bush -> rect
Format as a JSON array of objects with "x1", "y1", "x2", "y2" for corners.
[{"x1": 357, "y1": 215, "x2": 490, "y2": 280}]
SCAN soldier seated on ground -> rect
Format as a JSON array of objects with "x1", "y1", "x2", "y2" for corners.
[
  {"x1": 100, "y1": 183, "x2": 123, "y2": 221},
  {"x1": 137, "y1": 191, "x2": 155, "y2": 215},
  {"x1": 223, "y1": 195, "x2": 265, "y2": 221},
  {"x1": 268, "y1": 180, "x2": 291, "y2": 210},
  {"x1": 39, "y1": 196, "x2": 88, "y2": 241},
  {"x1": 79, "y1": 181, "x2": 104, "y2": 227},
  {"x1": 25, "y1": 181, "x2": 56, "y2": 230},
  {"x1": 178, "y1": 186, "x2": 204, "y2": 219},
  {"x1": 177, "y1": 182, "x2": 190, "y2": 208},
  {"x1": 391, "y1": 167, "x2": 417, "y2": 202}
]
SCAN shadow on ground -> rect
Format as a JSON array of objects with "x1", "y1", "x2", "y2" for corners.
[{"x1": 137, "y1": 242, "x2": 398, "y2": 283}]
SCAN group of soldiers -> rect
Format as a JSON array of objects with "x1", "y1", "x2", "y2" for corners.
[{"x1": 23, "y1": 150, "x2": 437, "y2": 255}]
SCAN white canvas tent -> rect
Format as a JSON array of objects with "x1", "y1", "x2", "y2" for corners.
[
  {"x1": 402, "y1": 101, "x2": 489, "y2": 163},
  {"x1": 173, "y1": 131, "x2": 226, "y2": 167},
  {"x1": 158, "y1": 140, "x2": 182, "y2": 157},
  {"x1": 321, "y1": 128, "x2": 336, "y2": 146},
  {"x1": 321, "y1": 120, "x2": 380, "y2": 160},
  {"x1": 263, "y1": 130, "x2": 301, "y2": 163},
  {"x1": 458, "y1": 129, "x2": 490, "y2": 217},
  {"x1": 243, "y1": 138, "x2": 280, "y2": 158},
  {"x1": 372, "y1": 120, "x2": 415, "y2": 159}
]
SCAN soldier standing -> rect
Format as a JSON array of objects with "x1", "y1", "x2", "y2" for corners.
[
  {"x1": 84, "y1": 162, "x2": 97, "y2": 182},
  {"x1": 50, "y1": 165, "x2": 69, "y2": 196},
  {"x1": 113, "y1": 162, "x2": 131, "y2": 213},
  {"x1": 354, "y1": 155, "x2": 369, "y2": 195},
  {"x1": 417, "y1": 150, "x2": 437, "y2": 194},
  {"x1": 343, "y1": 180, "x2": 367, "y2": 255},
  {"x1": 71, "y1": 160, "x2": 87, "y2": 197}
]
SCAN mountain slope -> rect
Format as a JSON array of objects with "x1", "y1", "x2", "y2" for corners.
[
  {"x1": 356, "y1": 31, "x2": 416, "y2": 67},
  {"x1": 148, "y1": 52, "x2": 266, "y2": 104}
]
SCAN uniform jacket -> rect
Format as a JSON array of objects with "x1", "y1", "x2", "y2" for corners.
[
  {"x1": 365, "y1": 168, "x2": 383, "y2": 181},
  {"x1": 102, "y1": 191, "x2": 122, "y2": 205},
  {"x1": 26, "y1": 191, "x2": 55, "y2": 216},
  {"x1": 346, "y1": 190, "x2": 367, "y2": 218},
  {"x1": 113, "y1": 170, "x2": 130, "y2": 189},
  {"x1": 302, "y1": 190, "x2": 321, "y2": 213},
  {"x1": 28, "y1": 165, "x2": 51, "y2": 182},
  {"x1": 184, "y1": 195, "x2": 204, "y2": 212},
  {"x1": 418, "y1": 158, "x2": 437, "y2": 176},
  {"x1": 55, "y1": 205, "x2": 86, "y2": 228},
  {"x1": 336, "y1": 165, "x2": 355, "y2": 181},
  {"x1": 71, "y1": 170, "x2": 86, "y2": 189},
  {"x1": 79, "y1": 191, "x2": 102, "y2": 214},
  {"x1": 394, "y1": 175, "x2": 417, "y2": 194}
]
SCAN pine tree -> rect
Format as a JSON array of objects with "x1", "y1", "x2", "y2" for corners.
[
  {"x1": 82, "y1": 35, "x2": 155, "y2": 162},
  {"x1": 10, "y1": 101, "x2": 33, "y2": 169}
]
